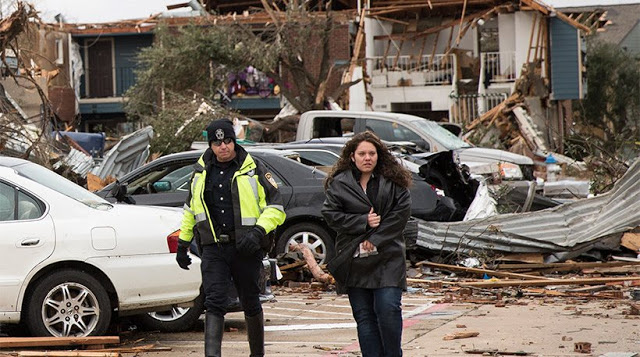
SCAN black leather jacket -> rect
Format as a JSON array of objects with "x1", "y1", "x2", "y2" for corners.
[{"x1": 322, "y1": 169, "x2": 411, "y2": 293}]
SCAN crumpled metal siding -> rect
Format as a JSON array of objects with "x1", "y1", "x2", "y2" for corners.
[
  {"x1": 91, "y1": 126, "x2": 154, "y2": 179},
  {"x1": 416, "y1": 158, "x2": 640, "y2": 262},
  {"x1": 56, "y1": 148, "x2": 95, "y2": 177}
]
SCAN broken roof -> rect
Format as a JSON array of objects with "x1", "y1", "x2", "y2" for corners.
[
  {"x1": 555, "y1": 3, "x2": 640, "y2": 44},
  {"x1": 49, "y1": 0, "x2": 589, "y2": 37}
]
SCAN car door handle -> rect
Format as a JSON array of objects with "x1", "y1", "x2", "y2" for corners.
[{"x1": 20, "y1": 238, "x2": 40, "y2": 246}]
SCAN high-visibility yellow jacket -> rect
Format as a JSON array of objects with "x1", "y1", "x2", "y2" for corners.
[{"x1": 178, "y1": 146, "x2": 286, "y2": 246}]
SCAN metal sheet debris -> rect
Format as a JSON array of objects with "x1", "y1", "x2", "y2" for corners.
[
  {"x1": 91, "y1": 126, "x2": 153, "y2": 179},
  {"x1": 415, "y1": 158, "x2": 640, "y2": 263}
]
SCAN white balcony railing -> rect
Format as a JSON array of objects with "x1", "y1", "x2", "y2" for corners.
[
  {"x1": 481, "y1": 51, "x2": 516, "y2": 83},
  {"x1": 449, "y1": 92, "x2": 508, "y2": 126},
  {"x1": 368, "y1": 54, "x2": 455, "y2": 87}
]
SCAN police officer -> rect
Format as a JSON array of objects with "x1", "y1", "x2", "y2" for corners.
[{"x1": 175, "y1": 119, "x2": 286, "y2": 357}]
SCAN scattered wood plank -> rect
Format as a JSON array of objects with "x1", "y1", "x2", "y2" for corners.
[
  {"x1": 495, "y1": 261, "x2": 640, "y2": 273},
  {"x1": 464, "y1": 349, "x2": 532, "y2": 356},
  {"x1": 443, "y1": 331, "x2": 479, "y2": 340},
  {"x1": 278, "y1": 260, "x2": 307, "y2": 271},
  {"x1": 0, "y1": 337, "x2": 119, "y2": 349},
  {"x1": 495, "y1": 253, "x2": 544, "y2": 264},
  {"x1": 418, "y1": 261, "x2": 547, "y2": 281},
  {"x1": 621, "y1": 233, "x2": 640, "y2": 252},
  {"x1": 460, "y1": 276, "x2": 640, "y2": 288},
  {"x1": 583, "y1": 265, "x2": 640, "y2": 275},
  {"x1": 90, "y1": 344, "x2": 172, "y2": 353},
  {"x1": 18, "y1": 352, "x2": 119, "y2": 357}
]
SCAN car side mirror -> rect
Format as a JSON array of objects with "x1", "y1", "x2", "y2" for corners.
[{"x1": 153, "y1": 181, "x2": 172, "y2": 192}]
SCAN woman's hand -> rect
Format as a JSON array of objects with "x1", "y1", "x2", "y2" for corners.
[
  {"x1": 367, "y1": 207, "x2": 380, "y2": 228},
  {"x1": 361, "y1": 239, "x2": 376, "y2": 252}
]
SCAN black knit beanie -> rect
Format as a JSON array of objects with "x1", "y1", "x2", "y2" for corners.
[{"x1": 206, "y1": 119, "x2": 236, "y2": 145}]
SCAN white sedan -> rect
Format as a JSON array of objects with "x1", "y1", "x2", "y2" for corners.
[{"x1": 0, "y1": 156, "x2": 201, "y2": 337}]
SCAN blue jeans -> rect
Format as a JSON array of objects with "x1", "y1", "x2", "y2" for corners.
[{"x1": 347, "y1": 287, "x2": 403, "y2": 357}]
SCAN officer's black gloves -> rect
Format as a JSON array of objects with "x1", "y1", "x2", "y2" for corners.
[
  {"x1": 176, "y1": 239, "x2": 192, "y2": 270},
  {"x1": 237, "y1": 226, "x2": 265, "y2": 255}
]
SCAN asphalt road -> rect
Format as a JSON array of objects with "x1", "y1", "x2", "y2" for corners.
[{"x1": 4, "y1": 288, "x2": 640, "y2": 356}]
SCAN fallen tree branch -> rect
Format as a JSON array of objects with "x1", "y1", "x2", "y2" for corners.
[{"x1": 289, "y1": 243, "x2": 335, "y2": 284}]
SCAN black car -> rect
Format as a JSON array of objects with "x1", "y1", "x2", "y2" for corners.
[
  {"x1": 97, "y1": 148, "x2": 336, "y2": 262},
  {"x1": 266, "y1": 140, "x2": 473, "y2": 221},
  {"x1": 97, "y1": 148, "x2": 334, "y2": 332}
]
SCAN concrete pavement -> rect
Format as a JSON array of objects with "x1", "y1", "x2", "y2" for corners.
[{"x1": 124, "y1": 288, "x2": 640, "y2": 356}]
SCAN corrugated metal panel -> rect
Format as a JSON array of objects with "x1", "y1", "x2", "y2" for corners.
[
  {"x1": 55, "y1": 148, "x2": 96, "y2": 177},
  {"x1": 416, "y1": 157, "x2": 640, "y2": 262},
  {"x1": 550, "y1": 17, "x2": 581, "y2": 100},
  {"x1": 91, "y1": 126, "x2": 153, "y2": 179}
]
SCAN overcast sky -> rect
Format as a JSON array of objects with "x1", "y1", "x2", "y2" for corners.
[
  {"x1": 544, "y1": 0, "x2": 640, "y2": 7},
  {"x1": 20, "y1": 0, "x2": 640, "y2": 23},
  {"x1": 25, "y1": 0, "x2": 185, "y2": 23}
]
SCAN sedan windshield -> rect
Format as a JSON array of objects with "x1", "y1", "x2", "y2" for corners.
[
  {"x1": 16, "y1": 162, "x2": 111, "y2": 209},
  {"x1": 411, "y1": 119, "x2": 473, "y2": 150}
]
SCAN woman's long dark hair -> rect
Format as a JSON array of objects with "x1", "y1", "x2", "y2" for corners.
[{"x1": 324, "y1": 131, "x2": 412, "y2": 189}]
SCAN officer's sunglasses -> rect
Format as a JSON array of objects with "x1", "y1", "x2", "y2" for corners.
[{"x1": 211, "y1": 137, "x2": 233, "y2": 147}]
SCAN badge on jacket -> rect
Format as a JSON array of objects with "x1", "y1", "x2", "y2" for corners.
[{"x1": 265, "y1": 172, "x2": 278, "y2": 188}]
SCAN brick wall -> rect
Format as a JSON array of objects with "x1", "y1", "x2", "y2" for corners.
[{"x1": 281, "y1": 22, "x2": 351, "y2": 106}]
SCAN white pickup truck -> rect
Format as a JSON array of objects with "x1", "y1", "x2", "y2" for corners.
[{"x1": 295, "y1": 110, "x2": 534, "y2": 181}]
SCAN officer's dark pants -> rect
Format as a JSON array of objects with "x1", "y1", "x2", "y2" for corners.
[
  {"x1": 200, "y1": 243, "x2": 263, "y2": 317},
  {"x1": 201, "y1": 243, "x2": 264, "y2": 356}
]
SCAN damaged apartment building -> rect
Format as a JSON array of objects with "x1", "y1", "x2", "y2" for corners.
[{"x1": 2, "y1": 1, "x2": 622, "y2": 168}]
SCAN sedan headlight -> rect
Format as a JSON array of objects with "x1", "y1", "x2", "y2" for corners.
[{"x1": 499, "y1": 162, "x2": 524, "y2": 180}]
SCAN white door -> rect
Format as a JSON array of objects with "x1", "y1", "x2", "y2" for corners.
[{"x1": 0, "y1": 181, "x2": 55, "y2": 313}]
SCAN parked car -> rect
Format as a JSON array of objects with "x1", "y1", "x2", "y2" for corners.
[
  {"x1": 98, "y1": 148, "x2": 334, "y2": 262},
  {"x1": 277, "y1": 138, "x2": 558, "y2": 214},
  {"x1": 295, "y1": 110, "x2": 535, "y2": 182},
  {"x1": 269, "y1": 139, "x2": 477, "y2": 220},
  {"x1": 0, "y1": 156, "x2": 201, "y2": 337}
]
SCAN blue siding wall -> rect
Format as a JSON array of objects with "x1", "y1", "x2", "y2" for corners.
[
  {"x1": 550, "y1": 18, "x2": 580, "y2": 100},
  {"x1": 620, "y1": 20, "x2": 640, "y2": 56},
  {"x1": 115, "y1": 35, "x2": 153, "y2": 96}
]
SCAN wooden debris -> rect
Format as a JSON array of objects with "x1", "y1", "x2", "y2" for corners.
[
  {"x1": 443, "y1": 331, "x2": 479, "y2": 340},
  {"x1": 90, "y1": 344, "x2": 171, "y2": 353},
  {"x1": 573, "y1": 342, "x2": 591, "y2": 353},
  {"x1": 464, "y1": 349, "x2": 532, "y2": 356},
  {"x1": 407, "y1": 278, "x2": 448, "y2": 288},
  {"x1": 418, "y1": 261, "x2": 547, "y2": 281},
  {"x1": 0, "y1": 337, "x2": 119, "y2": 349},
  {"x1": 86, "y1": 173, "x2": 116, "y2": 192},
  {"x1": 495, "y1": 261, "x2": 640, "y2": 273},
  {"x1": 278, "y1": 260, "x2": 307, "y2": 271},
  {"x1": 18, "y1": 352, "x2": 119, "y2": 357},
  {"x1": 621, "y1": 232, "x2": 640, "y2": 252},
  {"x1": 460, "y1": 276, "x2": 640, "y2": 288},
  {"x1": 495, "y1": 253, "x2": 544, "y2": 264}
]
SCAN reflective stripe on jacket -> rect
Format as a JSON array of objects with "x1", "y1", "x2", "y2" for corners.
[{"x1": 178, "y1": 146, "x2": 286, "y2": 245}]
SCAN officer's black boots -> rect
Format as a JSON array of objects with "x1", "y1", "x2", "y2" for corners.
[
  {"x1": 205, "y1": 312, "x2": 224, "y2": 357},
  {"x1": 245, "y1": 311, "x2": 265, "y2": 357}
]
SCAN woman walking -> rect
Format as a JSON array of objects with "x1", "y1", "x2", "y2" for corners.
[{"x1": 322, "y1": 131, "x2": 412, "y2": 357}]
